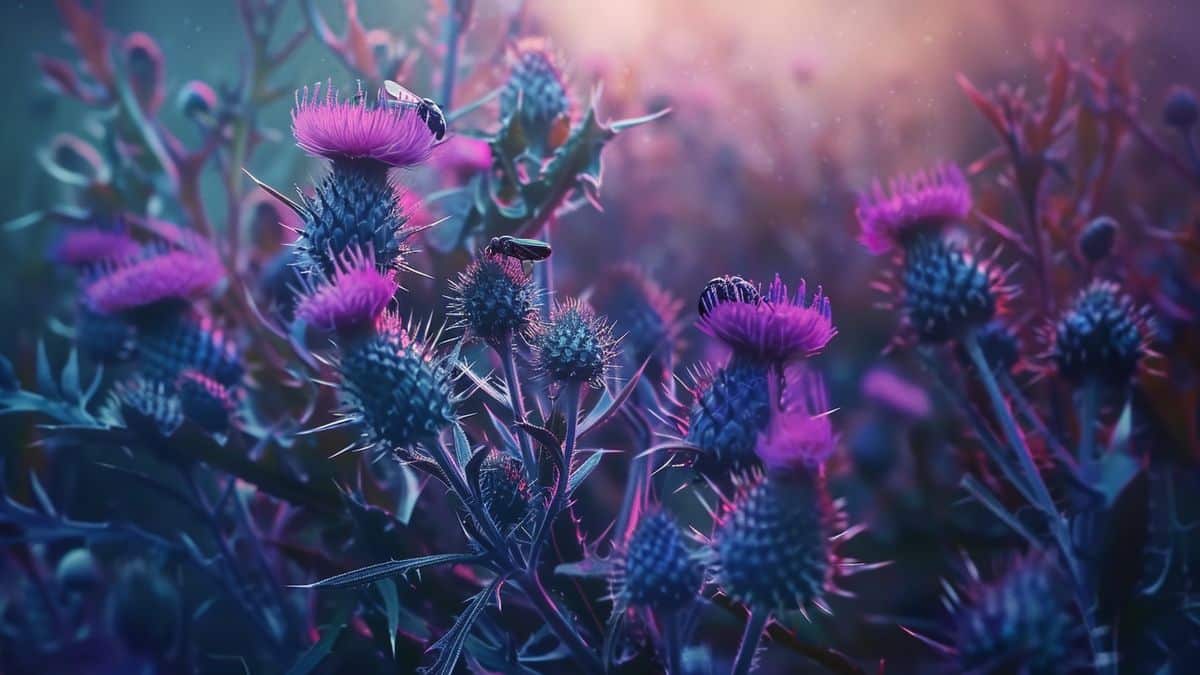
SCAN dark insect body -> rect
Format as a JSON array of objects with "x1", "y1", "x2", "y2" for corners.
[
  {"x1": 487, "y1": 235, "x2": 553, "y2": 262},
  {"x1": 698, "y1": 275, "x2": 760, "y2": 317},
  {"x1": 384, "y1": 80, "x2": 447, "y2": 140}
]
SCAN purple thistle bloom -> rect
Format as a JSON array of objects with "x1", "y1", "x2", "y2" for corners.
[
  {"x1": 860, "y1": 367, "x2": 932, "y2": 420},
  {"x1": 53, "y1": 227, "x2": 139, "y2": 266},
  {"x1": 856, "y1": 163, "x2": 972, "y2": 255},
  {"x1": 85, "y1": 250, "x2": 223, "y2": 314},
  {"x1": 295, "y1": 249, "x2": 397, "y2": 334},
  {"x1": 292, "y1": 82, "x2": 437, "y2": 169},
  {"x1": 697, "y1": 274, "x2": 835, "y2": 364},
  {"x1": 755, "y1": 368, "x2": 837, "y2": 471}
]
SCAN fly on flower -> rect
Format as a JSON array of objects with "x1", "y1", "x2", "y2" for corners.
[
  {"x1": 383, "y1": 80, "x2": 447, "y2": 140},
  {"x1": 487, "y1": 235, "x2": 552, "y2": 276}
]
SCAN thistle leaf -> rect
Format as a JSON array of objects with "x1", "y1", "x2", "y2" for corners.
[{"x1": 294, "y1": 552, "x2": 481, "y2": 589}]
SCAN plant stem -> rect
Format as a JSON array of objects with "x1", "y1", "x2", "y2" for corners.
[
  {"x1": 439, "y1": 3, "x2": 463, "y2": 108},
  {"x1": 662, "y1": 610, "x2": 683, "y2": 675},
  {"x1": 520, "y1": 570, "x2": 602, "y2": 675},
  {"x1": 498, "y1": 334, "x2": 537, "y2": 481},
  {"x1": 731, "y1": 609, "x2": 769, "y2": 675},
  {"x1": 529, "y1": 383, "x2": 581, "y2": 568},
  {"x1": 433, "y1": 434, "x2": 512, "y2": 567}
]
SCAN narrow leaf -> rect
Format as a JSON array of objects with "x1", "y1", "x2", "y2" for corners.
[
  {"x1": 294, "y1": 553, "x2": 480, "y2": 589},
  {"x1": 423, "y1": 575, "x2": 507, "y2": 675},
  {"x1": 378, "y1": 578, "x2": 401, "y2": 657}
]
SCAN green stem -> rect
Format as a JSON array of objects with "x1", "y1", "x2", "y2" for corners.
[
  {"x1": 520, "y1": 570, "x2": 602, "y2": 675},
  {"x1": 731, "y1": 610, "x2": 769, "y2": 675},
  {"x1": 497, "y1": 334, "x2": 537, "y2": 482}
]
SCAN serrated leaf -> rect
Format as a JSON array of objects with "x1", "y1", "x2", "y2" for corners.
[
  {"x1": 422, "y1": 574, "x2": 508, "y2": 675},
  {"x1": 465, "y1": 445, "x2": 490, "y2": 503},
  {"x1": 295, "y1": 553, "x2": 480, "y2": 589},
  {"x1": 452, "y1": 424, "x2": 472, "y2": 467},
  {"x1": 394, "y1": 463, "x2": 423, "y2": 525},
  {"x1": 567, "y1": 450, "x2": 612, "y2": 497},
  {"x1": 554, "y1": 556, "x2": 614, "y2": 579}
]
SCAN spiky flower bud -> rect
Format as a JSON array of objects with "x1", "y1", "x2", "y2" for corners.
[
  {"x1": 337, "y1": 319, "x2": 458, "y2": 451},
  {"x1": 110, "y1": 560, "x2": 181, "y2": 659},
  {"x1": 713, "y1": 470, "x2": 847, "y2": 613},
  {"x1": 615, "y1": 510, "x2": 702, "y2": 613},
  {"x1": 902, "y1": 236, "x2": 1004, "y2": 343},
  {"x1": 77, "y1": 306, "x2": 135, "y2": 363},
  {"x1": 686, "y1": 358, "x2": 770, "y2": 478},
  {"x1": 1163, "y1": 86, "x2": 1199, "y2": 130},
  {"x1": 1051, "y1": 280, "x2": 1152, "y2": 388},
  {"x1": 296, "y1": 169, "x2": 416, "y2": 277},
  {"x1": 137, "y1": 312, "x2": 242, "y2": 388},
  {"x1": 530, "y1": 300, "x2": 617, "y2": 388},
  {"x1": 449, "y1": 252, "x2": 539, "y2": 345},
  {"x1": 500, "y1": 38, "x2": 571, "y2": 151},
  {"x1": 104, "y1": 377, "x2": 182, "y2": 437},
  {"x1": 177, "y1": 370, "x2": 236, "y2": 433},
  {"x1": 595, "y1": 265, "x2": 684, "y2": 379},
  {"x1": 951, "y1": 554, "x2": 1076, "y2": 674},
  {"x1": 477, "y1": 451, "x2": 531, "y2": 531}
]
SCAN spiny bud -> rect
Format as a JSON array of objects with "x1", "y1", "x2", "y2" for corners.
[
  {"x1": 1051, "y1": 280, "x2": 1152, "y2": 388},
  {"x1": 337, "y1": 320, "x2": 458, "y2": 451},
  {"x1": 477, "y1": 451, "x2": 531, "y2": 531},
  {"x1": 103, "y1": 377, "x2": 182, "y2": 438},
  {"x1": 449, "y1": 252, "x2": 539, "y2": 345},
  {"x1": 77, "y1": 306, "x2": 135, "y2": 363},
  {"x1": 500, "y1": 38, "x2": 571, "y2": 153},
  {"x1": 686, "y1": 358, "x2": 770, "y2": 479},
  {"x1": 616, "y1": 510, "x2": 702, "y2": 613},
  {"x1": 713, "y1": 470, "x2": 850, "y2": 613},
  {"x1": 137, "y1": 312, "x2": 242, "y2": 388},
  {"x1": 176, "y1": 370, "x2": 237, "y2": 433},
  {"x1": 530, "y1": 299, "x2": 617, "y2": 388},
  {"x1": 298, "y1": 169, "x2": 415, "y2": 278},
  {"x1": 902, "y1": 236, "x2": 1004, "y2": 343}
]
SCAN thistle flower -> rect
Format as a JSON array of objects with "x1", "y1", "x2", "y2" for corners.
[
  {"x1": 76, "y1": 306, "x2": 135, "y2": 363},
  {"x1": 754, "y1": 370, "x2": 837, "y2": 472},
  {"x1": 594, "y1": 265, "x2": 684, "y2": 379},
  {"x1": 122, "y1": 32, "x2": 165, "y2": 116},
  {"x1": 336, "y1": 317, "x2": 460, "y2": 453},
  {"x1": 294, "y1": 248, "x2": 397, "y2": 335},
  {"x1": 935, "y1": 553, "x2": 1084, "y2": 674},
  {"x1": 711, "y1": 469, "x2": 862, "y2": 615},
  {"x1": 901, "y1": 236, "x2": 1009, "y2": 344},
  {"x1": 432, "y1": 134, "x2": 492, "y2": 182},
  {"x1": 611, "y1": 509, "x2": 703, "y2": 614},
  {"x1": 85, "y1": 249, "x2": 224, "y2": 315},
  {"x1": 137, "y1": 312, "x2": 242, "y2": 388},
  {"x1": 103, "y1": 377, "x2": 182, "y2": 437},
  {"x1": 292, "y1": 82, "x2": 437, "y2": 169},
  {"x1": 684, "y1": 358, "x2": 770, "y2": 479},
  {"x1": 476, "y1": 450, "x2": 531, "y2": 531},
  {"x1": 52, "y1": 227, "x2": 138, "y2": 266},
  {"x1": 448, "y1": 251, "x2": 539, "y2": 346},
  {"x1": 856, "y1": 164, "x2": 972, "y2": 256},
  {"x1": 500, "y1": 38, "x2": 572, "y2": 152},
  {"x1": 860, "y1": 368, "x2": 932, "y2": 420},
  {"x1": 697, "y1": 274, "x2": 835, "y2": 365},
  {"x1": 176, "y1": 370, "x2": 237, "y2": 434},
  {"x1": 530, "y1": 299, "x2": 617, "y2": 388},
  {"x1": 110, "y1": 559, "x2": 181, "y2": 659},
  {"x1": 1049, "y1": 280, "x2": 1153, "y2": 388}
]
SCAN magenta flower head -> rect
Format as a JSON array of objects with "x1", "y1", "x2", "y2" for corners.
[
  {"x1": 53, "y1": 227, "x2": 139, "y2": 266},
  {"x1": 698, "y1": 274, "x2": 835, "y2": 365},
  {"x1": 755, "y1": 369, "x2": 837, "y2": 472},
  {"x1": 292, "y1": 82, "x2": 437, "y2": 170},
  {"x1": 856, "y1": 163, "x2": 971, "y2": 256},
  {"x1": 86, "y1": 250, "x2": 224, "y2": 315},
  {"x1": 294, "y1": 249, "x2": 397, "y2": 335}
]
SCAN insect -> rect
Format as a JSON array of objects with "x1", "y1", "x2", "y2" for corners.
[
  {"x1": 698, "y1": 275, "x2": 761, "y2": 317},
  {"x1": 486, "y1": 235, "x2": 552, "y2": 276},
  {"x1": 384, "y1": 80, "x2": 447, "y2": 141}
]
